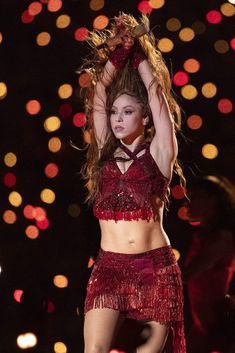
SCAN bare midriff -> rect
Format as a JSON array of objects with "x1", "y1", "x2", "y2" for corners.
[{"x1": 99, "y1": 202, "x2": 170, "y2": 254}]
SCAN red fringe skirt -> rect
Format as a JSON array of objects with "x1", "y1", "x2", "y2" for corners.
[{"x1": 85, "y1": 245, "x2": 186, "y2": 353}]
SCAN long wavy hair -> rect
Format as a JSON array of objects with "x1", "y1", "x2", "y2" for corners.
[{"x1": 78, "y1": 12, "x2": 186, "y2": 203}]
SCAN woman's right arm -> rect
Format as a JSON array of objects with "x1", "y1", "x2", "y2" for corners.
[{"x1": 93, "y1": 60, "x2": 116, "y2": 148}]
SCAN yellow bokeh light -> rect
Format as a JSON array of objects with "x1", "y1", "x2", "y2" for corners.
[
  {"x1": 179, "y1": 27, "x2": 195, "y2": 42},
  {"x1": 202, "y1": 144, "x2": 218, "y2": 159},
  {"x1": 36, "y1": 32, "x2": 51, "y2": 46},
  {"x1": 157, "y1": 38, "x2": 174, "y2": 52},
  {"x1": 56, "y1": 14, "x2": 71, "y2": 28},
  {"x1": 93, "y1": 15, "x2": 109, "y2": 30},
  {"x1": 187, "y1": 115, "x2": 203, "y2": 130},
  {"x1": 40, "y1": 188, "x2": 56, "y2": 204},
  {"x1": 58, "y1": 84, "x2": 73, "y2": 99},
  {"x1": 181, "y1": 85, "x2": 198, "y2": 100},
  {"x1": 4, "y1": 152, "x2": 17, "y2": 167},
  {"x1": 3, "y1": 210, "x2": 17, "y2": 224},
  {"x1": 220, "y1": 3, "x2": 235, "y2": 16},
  {"x1": 44, "y1": 116, "x2": 61, "y2": 132},
  {"x1": 83, "y1": 130, "x2": 91, "y2": 144},
  {"x1": 17, "y1": 333, "x2": 37, "y2": 349},
  {"x1": 25, "y1": 225, "x2": 39, "y2": 239},
  {"x1": 172, "y1": 249, "x2": 180, "y2": 261},
  {"x1": 78, "y1": 72, "x2": 91, "y2": 88},
  {"x1": 48, "y1": 137, "x2": 62, "y2": 152},
  {"x1": 90, "y1": 0, "x2": 105, "y2": 11},
  {"x1": 214, "y1": 40, "x2": 229, "y2": 54},
  {"x1": 149, "y1": 0, "x2": 165, "y2": 9},
  {"x1": 9, "y1": 191, "x2": 23, "y2": 207},
  {"x1": 0, "y1": 32, "x2": 3, "y2": 44},
  {"x1": 0, "y1": 82, "x2": 7, "y2": 99},
  {"x1": 54, "y1": 341, "x2": 67, "y2": 353},
  {"x1": 201, "y1": 82, "x2": 217, "y2": 98},
  {"x1": 183, "y1": 58, "x2": 200, "y2": 73},
  {"x1": 53, "y1": 275, "x2": 68, "y2": 288},
  {"x1": 166, "y1": 18, "x2": 181, "y2": 32}
]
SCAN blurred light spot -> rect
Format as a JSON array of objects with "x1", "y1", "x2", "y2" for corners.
[
  {"x1": 166, "y1": 17, "x2": 181, "y2": 32},
  {"x1": 201, "y1": 82, "x2": 217, "y2": 98},
  {"x1": 17, "y1": 333, "x2": 37, "y2": 349},
  {"x1": 230, "y1": 37, "x2": 235, "y2": 50},
  {"x1": 36, "y1": 32, "x2": 51, "y2": 46},
  {"x1": 220, "y1": 2, "x2": 235, "y2": 16},
  {"x1": 149, "y1": 0, "x2": 165, "y2": 9},
  {"x1": 21, "y1": 10, "x2": 35, "y2": 24},
  {"x1": 9, "y1": 191, "x2": 22, "y2": 207},
  {"x1": 58, "y1": 84, "x2": 73, "y2": 99},
  {"x1": 13, "y1": 289, "x2": 24, "y2": 303},
  {"x1": 46, "y1": 300, "x2": 55, "y2": 313},
  {"x1": 228, "y1": 0, "x2": 235, "y2": 3},
  {"x1": 54, "y1": 341, "x2": 67, "y2": 353},
  {"x1": 214, "y1": 39, "x2": 229, "y2": 53},
  {"x1": 44, "y1": 116, "x2": 61, "y2": 132},
  {"x1": 26, "y1": 99, "x2": 41, "y2": 115},
  {"x1": 34, "y1": 206, "x2": 47, "y2": 221},
  {"x1": 3, "y1": 210, "x2": 17, "y2": 224},
  {"x1": 74, "y1": 27, "x2": 89, "y2": 41},
  {"x1": 36, "y1": 218, "x2": 50, "y2": 230},
  {"x1": 41, "y1": 0, "x2": 50, "y2": 3},
  {"x1": 78, "y1": 72, "x2": 91, "y2": 88},
  {"x1": 157, "y1": 38, "x2": 174, "y2": 52},
  {"x1": 76, "y1": 307, "x2": 80, "y2": 316},
  {"x1": 47, "y1": 0, "x2": 63, "y2": 12},
  {"x1": 177, "y1": 206, "x2": 189, "y2": 220},
  {"x1": 189, "y1": 221, "x2": 201, "y2": 226},
  {"x1": 48, "y1": 137, "x2": 62, "y2": 152},
  {"x1": 0, "y1": 82, "x2": 7, "y2": 99},
  {"x1": 88, "y1": 256, "x2": 95, "y2": 268},
  {"x1": 138, "y1": 1, "x2": 153, "y2": 14},
  {"x1": 68, "y1": 203, "x2": 81, "y2": 218},
  {"x1": 206, "y1": 10, "x2": 222, "y2": 24},
  {"x1": 183, "y1": 58, "x2": 200, "y2": 73},
  {"x1": 56, "y1": 14, "x2": 71, "y2": 29},
  {"x1": 28, "y1": 2, "x2": 43, "y2": 15},
  {"x1": 181, "y1": 85, "x2": 198, "y2": 100},
  {"x1": 25, "y1": 225, "x2": 39, "y2": 239},
  {"x1": 202, "y1": 144, "x2": 218, "y2": 159},
  {"x1": 0, "y1": 32, "x2": 3, "y2": 44},
  {"x1": 173, "y1": 71, "x2": 189, "y2": 86},
  {"x1": 45, "y1": 163, "x2": 59, "y2": 178},
  {"x1": 93, "y1": 15, "x2": 109, "y2": 30},
  {"x1": 3, "y1": 172, "x2": 16, "y2": 187},
  {"x1": 191, "y1": 21, "x2": 206, "y2": 35},
  {"x1": 4, "y1": 152, "x2": 17, "y2": 167},
  {"x1": 187, "y1": 115, "x2": 203, "y2": 130},
  {"x1": 172, "y1": 184, "x2": 185, "y2": 199},
  {"x1": 83, "y1": 130, "x2": 91, "y2": 144},
  {"x1": 172, "y1": 249, "x2": 180, "y2": 261},
  {"x1": 73, "y1": 112, "x2": 86, "y2": 127},
  {"x1": 179, "y1": 27, "x2": 195, "y2": 42},
  {"x1": 23, "y1": 205, "x2": 35, "y2": 219},
  {"x1": 40, "y1": 188, "x2": 56, "y2": 204},
  {"x1": 90, "y1": 0, "x2": 105, "y2": 11},
  {"x1": 218, "y1": 98, "x2": 233, "y2": 114},
  {"x1": 59, "y1": 103, "x2": 72, "y2": 118},
  {"x1": 53, "y1": 275, "x2": 68, "y2": 288}
]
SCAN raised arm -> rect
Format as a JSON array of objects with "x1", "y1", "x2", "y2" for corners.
[{"x1": 138, "y1": 58, "x2": 178, "y2": 180}]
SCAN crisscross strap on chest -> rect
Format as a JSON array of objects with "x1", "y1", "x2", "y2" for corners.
[{"x1": 113, "y1": 142, "x2": 147, "y2": 162}]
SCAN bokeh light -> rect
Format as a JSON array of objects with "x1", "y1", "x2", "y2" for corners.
[
  {"x1": 191, "y1": 21, "x2": 206, "y2": 35},
  {"x1": 78, "y1": 72, "x2": 91, "y2": 88},
  {"x1": 9, "y1": 191, "x2": 23, "y2": 207},
  {"x1": 220, "y1": 2, "x2": 235, "y2": 16},
  {"x1": 54, "y1": 341, "x2": 67, "y2": 353},
  {"x1": 59, "y1": 103, "x2": 72, "y2": 118},
  {"x1": 181, "y1": 85, "x2": 198, "y2": 100},
  {"x1": 4, "y1": 152, "x2": 17, "y2": 167},
  {"x1": 25, "y1": 225, "x2": 39, "y2": 239},
  {"x1": 89, "y1": 0, "x2": 105, "y2": 11},
  {"x1": 157, "y1": 38, "x2": 174, "y2": 52},
  {"x1": 28, "y1": 2, "x2": 43, "y2": 16},
  {"x1": 44, "y1": 163, "x2": 59, "y2": 178},
  {"x1": 230, "y1": 38, "x2": 235, "y2": 50},
  {"x1": 187, "y1": 115, "x2": 203, "y2": 130},
  {"x1": 93, "y1": 15, "x2": 109, "y2": 30},
  {"x1": 3, "y1": 210, "x2": 17, "y2": 224},
  {"x1": 36, "y1": 32, "x2": 51, "y2": 46},
  {"x1": 26, "y1": 99, "x2": 41, "y2": 115},
  {"x1": 88, "y1": 256, "x2": 95, "y2": 268},
  {"x1": 48, "y1": 137, "x2": 62, "y2": 152},
  {"x1": 17, "y1": 333, "x2": 37, "y2": 349},
  {"x1": 166, "y1": 18, "x2": 181, "y2": 32},
  {"x1": 47, "y1": 0, "x2": 63, "y2": 12},
  {"x1": 218, "y1": 98, "x2": 233, "y2": 114},
  {"x1": 214, "y1": 39, "x2": 230, "y2": 53},
  {"x1": 74, "y1": 27, "x2": 89, "y2": 41},
  {"x1": 179, "y1": 28, "x2": 195, "y2": 42},
  {"x1": 13, "y1": 289, "x2": 24, "y2": 303},
  {"x1": 138, "y1": 1, "x2": 153, "y2": 14},
  {"x1": 34, "y1": 206, "x2": 47, "y2": 221},
  {"x1": 149, "y1": 0, "x2": 165, "y2": 9},
  {"x1": 40, "y1": 188, "x2": 56, "y2": 204},
  {"x1": 73, "y1": 112, "x2": 86, "y2": 127},
  {"x1": 44, "y1": 116, "x2": 61, "y2": 132},
  {"x1": 173, "y1": 71, "x2": 189, "y2": 86},
  {"x1": 23, "y1": 205, "x2": 35, "y2": 220},
  {"x1": 21, "y1": 10, "x2": 35, "y2": 24},
  {"x1": 172, "y1": 184, "x2": 185, "y2": 199},
  {"x1": 68, "y1": 204, "x2": 81, "y2": 218},
  {"x1": 177, "y1": 206, "x2": 189, "y2": 220},
  {"x1": 172, "y1": 249, "x2": 180, "y2": 261},
  {"x1": 83, "y1": 130, "x2": 91, "y2": 144},
  {"x1": 183, "y1": 58, "x2": 200, "y2": 73},
  {"x1": 36, "y1": 218, "x2": 50, "y2": 230},
  {"x1": 206, "y1": 10, "x2": 222, "y2": 24},
  {"x1": 201, "y1": 82, "x2": 217, "y2": 98},
  {"x1": 202, "y1": 144, "x2": 219, "y2": 159},
  {"x1": 53, "y1": 275, "x2": 69, "y2": 288},
  {"x1": 3, "y1": 172, "x2": 17, "y2": 187},
  {"x1": 58, "y1": 84, "x2": 73, "y2": 99},
  {"x1": 0, "y1": 82, "x2": 7, "y2": 99},
  {"x1": 0, "y1": 32, "x2": 3, "y2": 44},
  {"x1": 56, "y1": 14, "x2": 71, "y2": 29}
]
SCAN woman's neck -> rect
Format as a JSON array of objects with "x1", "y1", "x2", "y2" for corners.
[{"x1": 120, "y1": 135, "x2": 145, "y2": 152}]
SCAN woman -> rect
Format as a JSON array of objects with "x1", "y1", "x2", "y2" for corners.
[
  {"x1": 79, "y1": 13, "x2": 186, "y2": 353},
  {"x1": 184, "y1": 175, "x2": 235, "y2": 353}
]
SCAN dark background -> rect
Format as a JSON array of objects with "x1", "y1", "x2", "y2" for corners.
[{"x1": 0, "y1": 0, "x2": 234, "y2": 352}]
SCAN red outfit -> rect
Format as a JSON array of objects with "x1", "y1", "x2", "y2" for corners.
[{"x1": 93, "y1": 142, "x2": 170, "y2": 221}]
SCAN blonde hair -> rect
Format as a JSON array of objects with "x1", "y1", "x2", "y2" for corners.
[{"x1": 78, "y1": 12, "x2": 186, "y2": 203}]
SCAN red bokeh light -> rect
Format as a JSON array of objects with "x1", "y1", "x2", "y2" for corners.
[
  {"x1": 73, "y1": 112, "x2": 86, "y2": 127},
  {"x1": 74, "y1": 27, "x2": 89, "y2": 41},
  {"x1": 21, "y1": 10, "x2": 35, "y2": 24},
  {"x1": 23, "y1": 205, "x2": 35, "y2": 219},
  {"x1": 59, "y1": 103, "x2": 72, "y2": 118},
  {"x1": 230, "y1": 38, "x2": 235, "y2": 50},
  {"x1": 173, "y1": 71, "x2": 189, "y2": 86},
  {"x1": 138, "y1": 1, "x2": 153, "y2": 14},
  {"x1": 206, "y1": 10, "x2": 222, "y2": 24},
  {"x1": 36, "y1": 218, "x2": 50, "y2": 230},
  {"x1": 13, "y1": 289, "x2": 24, "y2": 303},
  {"x1": 172, "y1": 184, "x2": 185, "y2": 199},
  {"x1": 3, "y1": 172, "x2": 16, "y2": 187},
  {"x1": 218, "y1": 98, "x2": 233, "y2": 114}
]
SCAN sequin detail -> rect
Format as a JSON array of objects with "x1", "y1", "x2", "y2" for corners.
[
  {"x1": 85, "y1": 246, "x2": 186, "y2": 353},
  {"x1": 93, "y1": 143, "x2": 170, "y2": 221}
]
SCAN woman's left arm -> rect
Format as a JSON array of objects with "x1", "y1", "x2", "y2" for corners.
[{"x1": 138, "y1": 59, "x2": 178, "y2": 180}]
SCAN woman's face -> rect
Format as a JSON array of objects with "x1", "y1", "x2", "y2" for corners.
[{"x1": 110, "y1": 94, "x2": 147, "y2": 144}]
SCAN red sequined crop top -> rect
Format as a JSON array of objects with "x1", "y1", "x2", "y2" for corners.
[{"x1": 93, "y1": 142, "x2": 170, "y2": 221}]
